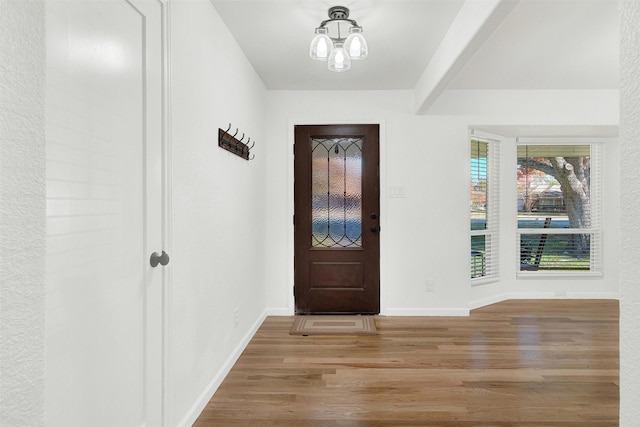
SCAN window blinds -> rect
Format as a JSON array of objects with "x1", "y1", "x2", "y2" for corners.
[{"x1": 470, "y1": 138, "x2": 500, "y2": 281}]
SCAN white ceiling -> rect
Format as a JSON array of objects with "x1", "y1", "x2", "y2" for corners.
[
  {"x1": 211, "y1": 0, "x2": 619, "y2": 92},
  {"x1": 448, "y1": 0, "x2": 619, "y2": 90}
]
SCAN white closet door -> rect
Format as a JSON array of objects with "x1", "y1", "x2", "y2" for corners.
[{"x1": 46, "y1": 1, "x2": 165, "y2": 425}]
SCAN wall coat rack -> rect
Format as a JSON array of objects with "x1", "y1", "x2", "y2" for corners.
[{"x1": 218, "y1": 123, "x2": 255, "y2": 161}]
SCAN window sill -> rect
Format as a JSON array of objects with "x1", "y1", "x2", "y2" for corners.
[
  {"x1": 517, "y1": 271, "x2": 603, "y2": 279},
  {"x1": 471, "y1": 276, "x2": 500, "y2": 286}
]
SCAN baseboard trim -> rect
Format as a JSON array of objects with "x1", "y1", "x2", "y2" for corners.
[
  {"x1": 469, "y1": 292, "x2": 621, "y2": 310},
  {"x1": 468, "y1": 293, "x2": 510, "y2": 310},
  {"x1": 383, "y1": 307, "x2": 470, "y2": 316},
  {"x1": 266, "y1": 307, "x2": 293, "y2": 316},
  {"x1": 177, "y1": 308, "x2": 268, "y2": 427}
]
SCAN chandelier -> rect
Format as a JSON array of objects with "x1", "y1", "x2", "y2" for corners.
[{"x1": 309, "y1": 6, "x2": 368, "y2": 72}]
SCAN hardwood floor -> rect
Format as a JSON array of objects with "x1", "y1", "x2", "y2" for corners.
[{"x1": 194, "y1": 300, "x2": 619, "y2": 426}]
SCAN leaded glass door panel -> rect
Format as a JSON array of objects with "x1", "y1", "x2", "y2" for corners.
[{"x1": 294, "y1": 124, "x2": 380, "y2": 314}]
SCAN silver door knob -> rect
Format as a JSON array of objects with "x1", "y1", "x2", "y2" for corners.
[{"x1": 150, "y1": 251, "x2": 170, "y2": 267}]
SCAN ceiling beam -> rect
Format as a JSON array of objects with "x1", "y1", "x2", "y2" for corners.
[{"x1": 413, "y1": 0, "x2": 519, "y2": 115}]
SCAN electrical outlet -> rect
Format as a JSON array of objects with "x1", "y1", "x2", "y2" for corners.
[
  {"x1": 234, "y1": 309, "x2": 239, "y2": 328},
  {"x1": 425, "y1": 279, "x2": 435, "y2": 292},
  {"x1": 555, "y1": 291, "x2": 567, "y2": 298}
]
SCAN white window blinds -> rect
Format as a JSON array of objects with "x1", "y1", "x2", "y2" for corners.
[{"x1": 470, "y1": 137, "x2": 500, "y2": 281}]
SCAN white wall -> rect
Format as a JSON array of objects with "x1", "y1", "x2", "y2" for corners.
[
  {"x1": 619, "y1": 1, "x2": 640, "y2": 423},
  {"x1": 265, "y1": 89, "x2": 619, "y2": 316},
  {"x1": 167, "y1": 1, "x2": 268, "y2": 425},
  {"x1": 0, "y1": 1, "x2": 46, "y2": 425}
]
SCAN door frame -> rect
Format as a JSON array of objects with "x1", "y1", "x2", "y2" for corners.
[
  {"x1": 159, "y1": 0, "x2": 172, "y2": 425},
  {"x1": 286, "y1": 119, "x2": 387, "y2": 315},
  {"x1": 137, "y1": 0, "x2": 173, "y2": 424},
  {"x1": 141, "y1": 0, "x2": 172, "y2": 424}
]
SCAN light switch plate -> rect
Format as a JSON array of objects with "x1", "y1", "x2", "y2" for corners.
[{"x1": 388, "y1": 186, "x2": 406, "y2": 198}]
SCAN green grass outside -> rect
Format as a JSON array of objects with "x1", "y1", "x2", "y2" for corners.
[{"x1": 471, "y1": 232, "x2": 590, "y2": 277}]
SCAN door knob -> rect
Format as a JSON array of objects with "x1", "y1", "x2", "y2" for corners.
[{"x1": 150, "y1": 251, "x2": 170, "y2": 267}]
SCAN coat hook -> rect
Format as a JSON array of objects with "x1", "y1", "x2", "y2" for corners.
[
  {"x1": 217, "y1": 124, "x2": 255, "y2": 161},
  {"x1": 221, "y1": 123, "x2": 231, "y2": 143},
  {"x1": 241, "y1": 137, "x2": 250, "y2": 156},
  {"x1": 219, "y1": 124, "x2": 232, "y2": 153}
]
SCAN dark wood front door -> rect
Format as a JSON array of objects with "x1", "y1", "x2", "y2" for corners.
[{"x1": 294, "y1": 124, "x2": 380, "y2": 314}]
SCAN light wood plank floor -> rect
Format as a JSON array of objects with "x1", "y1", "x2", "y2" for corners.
[{"x1": 194, "y1": 300, "x2": 619, "y2": 426}]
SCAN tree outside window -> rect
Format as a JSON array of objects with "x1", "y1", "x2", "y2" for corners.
[{"x1": 517, "y1": 144, "x2": 599, "y2": 272}]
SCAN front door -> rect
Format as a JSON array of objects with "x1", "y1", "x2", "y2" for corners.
[
  {"x1": 294, "y1": 124, "x2": 380, "y2": 314},
  {"x1": 45, "y1": 1, "x2": 166, "y2": 425}
]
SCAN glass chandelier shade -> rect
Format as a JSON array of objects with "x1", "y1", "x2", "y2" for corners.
[
  {"x1": 309, "y1": 27, "x2": 332, "y2": 61},
  {"x1": 328, "y1": 42, "x2": 351, "y2": 72},
  {"x1": 309, "y1": 6, "x2": 367, "y2": 72},
  {"x1": 344, "y1": 27, "x2": 367, "y2": 60}
]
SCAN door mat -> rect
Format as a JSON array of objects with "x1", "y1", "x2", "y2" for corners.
[{"x1": 289, "y1": 316, "x2": 377, "y2": 336}]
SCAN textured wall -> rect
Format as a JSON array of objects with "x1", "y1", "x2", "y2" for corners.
[
  {"x1": 620, "y1": 1, "x2": 640, "y2": 424},
  {"x1": 0, "y1": 0, "x2": 47, "y2": 425}
]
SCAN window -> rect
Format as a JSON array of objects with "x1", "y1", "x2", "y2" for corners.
[
  {"x1": 517, "y1": 142, "x2": 602, "y2": 275},
  {"x1": 470, "y1": 137, "x2": 499, "y2": 281}
]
